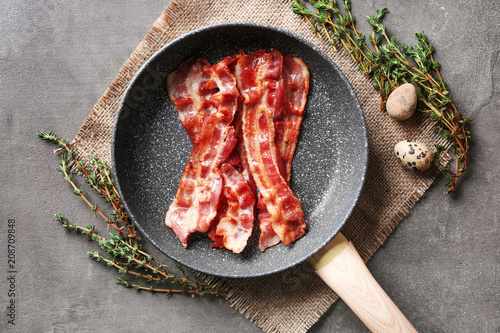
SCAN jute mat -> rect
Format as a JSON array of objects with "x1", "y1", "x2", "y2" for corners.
[{"x1": 69, "y1": 1, "x2": 451, "y2": 332}]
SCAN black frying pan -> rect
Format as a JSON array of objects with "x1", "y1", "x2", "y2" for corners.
[{"x1": 111, "y1": 23, "x2": 368, "y2": 279}]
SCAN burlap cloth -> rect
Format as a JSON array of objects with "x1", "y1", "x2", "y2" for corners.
[{"x1": 69, "y1": 1, "x2": 451, "y2": 332}]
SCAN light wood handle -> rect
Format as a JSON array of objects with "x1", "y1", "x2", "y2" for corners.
[{"x1": 315, "y1": 241, "x2": 417, "y2": 333}]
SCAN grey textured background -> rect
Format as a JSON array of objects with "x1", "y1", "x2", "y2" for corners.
[{"x1": 1, "y1": 1, "x2": 498, "y2": 332}]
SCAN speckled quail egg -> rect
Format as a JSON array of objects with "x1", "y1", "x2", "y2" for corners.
[
  {"x1": 386, "y1": 83, "x2": 417, "y2": 120},
  {"x1": 394, "y1": 140, "x2": 433, "y2": 171}
]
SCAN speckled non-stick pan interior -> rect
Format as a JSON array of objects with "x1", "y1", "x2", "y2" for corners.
[{"x1": 111, "y1": 23, "x2": 368, "y2": 278}]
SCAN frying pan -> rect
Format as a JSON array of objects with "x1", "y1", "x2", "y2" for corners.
[{"x1": 112, "y1": 23, "x2": 415, "y2": 332}]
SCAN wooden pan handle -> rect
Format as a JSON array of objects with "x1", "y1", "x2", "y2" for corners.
[{"x1": 313, "y1": 235, "x2": 417, "y2": 332}]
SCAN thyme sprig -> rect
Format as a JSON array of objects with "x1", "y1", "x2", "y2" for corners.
[
  {"x1": 292, "y1": 0, "x2": 471, "y2": 194},
  {"x1": 39, "y1": 130, "x2": 223, "y2": 297},
  {"x1": 38, "y1": 130, "x2": 138, "y2": 237}
]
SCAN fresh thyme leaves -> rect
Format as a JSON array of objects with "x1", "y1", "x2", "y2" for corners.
[
  {"x1": 292, "y1": 0, "x2": 471, "y2": 194},
  {"x1": 39, "y1": 130, "x2": 224, "y2": 297}
]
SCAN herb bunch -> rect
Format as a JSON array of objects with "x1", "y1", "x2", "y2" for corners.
[
  {"x1": 38, "y1": 130, "x2": 223, "y2": 297},
  {"x1": 292, "y1": 0, "x2": 470, "y2": 194}
]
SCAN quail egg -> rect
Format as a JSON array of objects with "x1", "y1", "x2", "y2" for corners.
[
  {"x1": 386, "y1": 83, "x2": 417, "y2": 120},
  {"x1": 394, "y1": 140, "x2": 433, "y2": 171}
]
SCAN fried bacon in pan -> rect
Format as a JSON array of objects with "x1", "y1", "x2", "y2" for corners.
[
  {"x1": 165, "y1": 56, "x2": 240, "y2": 247},
  {"x1": 235, "y1": 50, "x2": 306, "y2": 246},
  {"x1": 204, "y1": 53, "x2": 256, "y2": 253},
  {"x1": 165, "y1": 49, "x2": 309, "y2": 252},
  {"x1": 258, "y1": 54, "x2": 310, "y2": 251},
  {"x1": 211, "y1": 162, "x2": 255, "y2": 253}
]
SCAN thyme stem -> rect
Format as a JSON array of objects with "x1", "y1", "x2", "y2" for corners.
[
  {"x1": 40, "y1": 131, "x2": 224, "y2": 297},
  {"x1": 292, "y1": 1, "x2": 471, "y2": 194}
]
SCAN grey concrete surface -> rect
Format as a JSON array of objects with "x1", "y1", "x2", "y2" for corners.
[{"x1": 0, "y1": 1, "x2": 498, "y2": 332}]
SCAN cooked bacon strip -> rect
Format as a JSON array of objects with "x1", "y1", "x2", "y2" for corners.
[
  {"x1": 207, "y1": 52, "x2": 256, "y2": 252},
  {"x1": 225, "y1": 49, "x2": 255, "y2": 190},
  {"x1": 210, "y1": 163, "x2": 256, "y2": 253},
  {"x1": 207, "y1": 99, "x2": 257, "y2": 252},
  {"x1": 258, "y1": 55, "x2": 310, "y2": 251},
  {"x1": 236, "y1": 50, "x2": 306, "y2": 246},
  {"x1": 166, "y1": 58, "x2": 217, "y2": 143},
  {"x1": 276, "y1": 55, "x2": 310, "y2": 180},
  {"x1": 165, "y1": 56, "x2": 239, "y2": 247}
]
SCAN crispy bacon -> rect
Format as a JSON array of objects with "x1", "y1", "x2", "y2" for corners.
[
  {"x1": 212, "y1": 163, "x2": 255, "y2": 253},
  {"x1": 258, "y1": 55, "x2": 310, "y2": 251},
  {"x1": 207, "y1": 51, "x2": 256, "y2": 252},
  {"x1": 165, "y1": 56, "x2": 239, "y2": 247},
  {"x1": 276, "y1": 55, "x2": 310, "y2": 180},
  {"x1": 166, "y1": 58, "x2": 217, "y2": 143},
  {"x1": 167, "y1": 54, "x2": 256, "y2": 251},
  {"x1": 166, "y1": 51, "x2": 308, "y2": 251},
  {"x1": 226, "y1": 49, "x2": 255, "y2": 191},
  {"x1": 236, "y1": 50, "x2": 306, "y2": 246}
]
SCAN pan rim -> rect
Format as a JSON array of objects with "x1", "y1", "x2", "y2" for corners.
[{"x1": 111, "y1": 22, "x2": 369, "y2": 278}]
